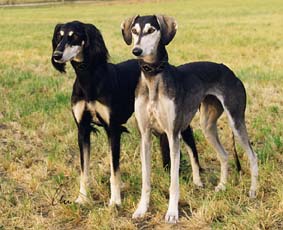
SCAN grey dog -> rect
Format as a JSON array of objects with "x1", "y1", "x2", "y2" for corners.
[{"x1": 121, "y1": 15, "x2": 258, "y2": 223}]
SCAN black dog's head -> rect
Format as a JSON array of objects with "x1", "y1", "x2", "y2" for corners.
[
  {"x1": 121, "y1": 15, "x2": 177, "y2": 62},
  {"x1": 51, "y1": 21, "x2": 109, "y2": 73}
]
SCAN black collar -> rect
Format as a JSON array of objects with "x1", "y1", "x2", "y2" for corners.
[{"x1": 138, "y1": 56, "x2": 168, "y2": 76}]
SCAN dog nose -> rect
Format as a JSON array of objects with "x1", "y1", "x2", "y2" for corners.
[
  {"x1": 132, "y1": 47, "x2": 143, "y2": 56},
  {"x1": 53, "y1": 51, "x2": 63, "y2": 61}
]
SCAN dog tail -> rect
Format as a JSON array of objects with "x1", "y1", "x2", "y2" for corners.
[
  {"x1": 159, "y1": 133, "x2": 171, "y2": 170},
  {"x1": 232, "y1": 132, "x2": 242, "y2": 173},
  {"x1": 120, "y1": 126, "x2": 129, "y2": 134},
  {"x1": 90, "y1": 122, "x2": 100, "y2": 134}
]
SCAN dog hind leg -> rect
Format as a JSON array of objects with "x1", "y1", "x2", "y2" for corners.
[
  {"x1": 225, "y1": 111, "x2": 258, "y2": 198},
  {"x1": 181, "y1": 127, "x2": 203, "y2": 187},
  {"x1": 200, "y1": 96, "x2": 228, "y2": 192}
]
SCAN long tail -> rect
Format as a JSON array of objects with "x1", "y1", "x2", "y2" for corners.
[
  {"x1": 232, "y1": 132, "x2": 242, "y2": 172},
  {"x1": 159, "y1": 133, "x2": 171, "y2": 170}
]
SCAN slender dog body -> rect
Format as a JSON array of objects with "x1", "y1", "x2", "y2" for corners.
[
  {"x1": 51, "y1": 21, "x2": 200, "y2": 205},
  {"x1": 122, "y1": 15, "x2": 258, "y2": 223},
  {"x1": 70, "y1": 60, "x2": 140, "y2": 205}
]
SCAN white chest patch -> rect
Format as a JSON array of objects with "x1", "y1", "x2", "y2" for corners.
[
  {"x1": 138, "y1": 73, "x2": 176, "y2": 133},
  {"x1": 147, "y1": 97, "x2": 176, "y2": 133},
  {"x1": 72, "y1": 100, "x2": 110, "y2": 125}
]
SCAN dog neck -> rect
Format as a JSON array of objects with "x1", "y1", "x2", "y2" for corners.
[
  {"x1": 71, "y1": 60, "x2": 88, "y2": 71},
  {"x1": 138, "y1": 56, "x2": 168, "y2": 76},
  {"x1": 139, "y1": 46, "x2": 169, "y2": 103},
  {"x1": 70, "y1": 59, "x2": 108, "y2": 102},
  {"x1": 139, "y1": 45, "x2": 168, "y2": 77}
]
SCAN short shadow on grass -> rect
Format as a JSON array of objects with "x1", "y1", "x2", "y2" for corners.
[
  {"x1": 133, "y1": 215, "x2": 153, "y2": 229},
  {"x1": 179, "y1": 200, "x2": 193, "y2": 220}
]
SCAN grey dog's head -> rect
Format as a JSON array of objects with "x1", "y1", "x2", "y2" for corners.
[{"x1": 121, "y1": 15, "x2": 177, "y2": 62}]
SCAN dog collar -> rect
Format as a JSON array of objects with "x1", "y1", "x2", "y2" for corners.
[{"x1": 139, "y1": 59, "x2": 168, "y2": 76}]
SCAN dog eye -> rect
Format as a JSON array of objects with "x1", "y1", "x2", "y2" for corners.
[
  {"x1": 73, "y1": 34, "x2": 79, "y2": 40},
  {"x1": 131, "y1": 28, "x2": 138, "y2": 35},
  {"x1": 147, "y1": 28, "x2": 155, "y2": 34},
  {"x1": 69, "y1": 33, "x2": 78, "y2": 40},
  {"x1": 56, "y1": 33, "x2": 62, "y2": 41}
]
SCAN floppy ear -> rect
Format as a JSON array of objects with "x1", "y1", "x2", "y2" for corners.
[
  {"x1": 84, "y1": 23, "x2": 109, "y2": 65},
  {"x1": 156, "y1": 15, "x2": 178, "y2": 45},
  {"x1": 51, "y1": 23, "x2": 66, "y2": 73},
  {"x1": 121, "y1": 15, "x2": 139, "y2": 45}
]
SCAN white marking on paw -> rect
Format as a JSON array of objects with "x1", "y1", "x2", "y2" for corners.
[
  {"x1": 194, "y1": 179, "x2": 204, "y2": 188},
  {"x1": 75, "y1": 193, "x2": 89, "y2": 204},
  {"x1": 215, "y1": 183, "x2": 226, "y2": 192},
  {"x1": 249, "y1": 189, "x2": 256, "y2": 198},
  {"x1": 165, "y1": 210, "x2": 178, "y2": 224},
  {"x1": 132, "y1": 203, "x2": 148, "y2": 219},
  {"x1": 109, "y1": 197, "x2": 121, "y2": 206},
  {"x1": 109, "y1": 171, "x2": 121, "y2": 206}
]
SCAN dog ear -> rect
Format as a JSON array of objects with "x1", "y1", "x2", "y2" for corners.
[
  {"x1": 84, "y1": 23, "x2": 109, "y2": 65},
  {"x1": 121, "y1": 15, "x2": 139, "y2": 45},
  {"x1": 51, "y1": 23, "x2": 66, "y2": 73},
  {"x1": 156, "y1": 15, "x2": 178, "y2": 45}
]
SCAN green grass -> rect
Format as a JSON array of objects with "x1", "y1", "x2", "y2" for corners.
[{"x1": 0, "y1": 0, "x2": 283, "y2": 229}]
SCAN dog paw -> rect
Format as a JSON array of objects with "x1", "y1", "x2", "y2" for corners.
[
  {"x1": 165, "y1": 210, "x2": 178, "y2": 224},
  {"x1": 109, "y1": 198, "x2": 121, "y2": 206},
  {"x1": 249, "y1": 189, "x2": 256, "y2": 198},
  {"x1": 194, "y1": 180, "x2": 204, "y2": 188},
  {"x1": 215, "y1": 183, "x2": 226, "y2": 192},
  {"x1": 75, "y1": 194, "x2": 89, "y2": 204},
  {"x1": 132, "y1": 205, "x2": 148, "y2": 219}
]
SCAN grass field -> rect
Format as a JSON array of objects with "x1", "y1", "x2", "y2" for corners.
[{"x1": 0, "y1": 0, "x2": 283, "y2": 229}]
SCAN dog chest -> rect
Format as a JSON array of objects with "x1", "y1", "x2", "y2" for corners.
[
  {"x1": 136, "y1": 74, "x2": 176, "y2": 133},
  {"x1": 87, "y1": 101, "x2": 110, "y2": 125},
  {"x1": 72, "y1": 100, "x2": 110, "y2": 125},
  {"x1": 147, "y1": 97, "x2": 175, "y2": 133}
]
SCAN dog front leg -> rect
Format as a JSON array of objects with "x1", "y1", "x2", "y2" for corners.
[
  {"x1": 165, "y1": 133, "x2": 180, "y2": 223},
  {"x1": 75, "y1": 121, "x2": 91, "y2": 204},
  {"x1": 132, "y1": 129, "x2": 151, "y2": 218},
  {"x1": 108, "y1": 126, "x2": 122, "y2": 206}
]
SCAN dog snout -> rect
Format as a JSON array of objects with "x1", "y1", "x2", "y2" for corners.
[
  {"x1": 132, "y1": 47, "x2": 143, "y2": 57},
  {"x1": 53, "y1": 51, "x2": 63, "y2": 61}
]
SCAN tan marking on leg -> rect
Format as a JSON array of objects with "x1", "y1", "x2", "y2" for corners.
[
  {"x1": 72, "y1": 101, "x2": 85, "y2": 123},
  {"x1": 200, "y1": 97, "x2": 228, "y2": 191},
  {"x1": 109, "y1": 153, "x2": 121, "y2": 206},
  {"x1": 75, "y1": 146, "x2": 90, "y2": 204}
]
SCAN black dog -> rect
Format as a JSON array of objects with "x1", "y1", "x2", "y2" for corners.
[{"x1": 51, "y1": 21, "x2": 200, "y2": 205}]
